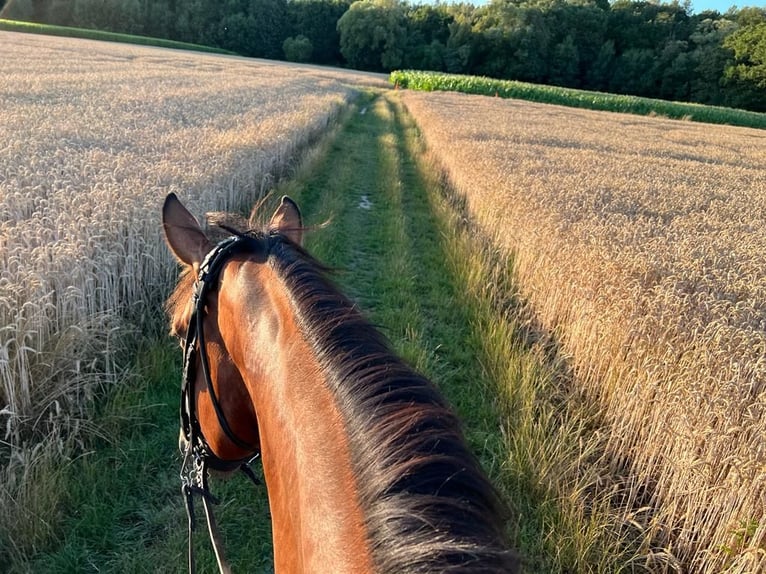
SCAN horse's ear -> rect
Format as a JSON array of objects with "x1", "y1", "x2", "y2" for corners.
[
  {"x1": 269, "y1": 196, "x2": 303, "y2": 246},
  {"x1": 162, "y1": 193, "x2": 213, "y2": 267}
]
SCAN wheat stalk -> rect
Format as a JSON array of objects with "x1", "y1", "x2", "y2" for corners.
[
  {"x1": 401, "y1": 89, "x2": 766, "y2": 573},
  {"x1": 0, "y1": 31, "x2": 380, "y2": 559}
]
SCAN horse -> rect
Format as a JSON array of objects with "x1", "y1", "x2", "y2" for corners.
[{"x1": 162, "y1": 192, "x2": 519, "y2": 573}]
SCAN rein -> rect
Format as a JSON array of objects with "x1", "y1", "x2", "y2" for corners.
[{"x1": 178, "y1": 235, "x2": 261, "y2": 574}]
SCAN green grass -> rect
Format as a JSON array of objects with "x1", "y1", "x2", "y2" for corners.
[
  {"x1": 11, "y1": 90, "x2": 643, "y2": 572},
  {"x1": 283, "y1": 92, "x2": 644, "y2": 571},
  {"x1": 0, "y1": 19, "x2": 233, "y2": 54},
  {"x1": 11, "y1": 340, "x2": 273, "y2": 574},
  {"x1": 390, "y1": 69, "x2": 766, "y2": 130}
]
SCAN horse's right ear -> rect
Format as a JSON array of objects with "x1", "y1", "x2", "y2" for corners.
[
  {"x1": 269, "y1": 196, "x2": 303, "y2": 246},
  {"x1": 162, "y1": 193, "x2": 213, "y2": 268}
]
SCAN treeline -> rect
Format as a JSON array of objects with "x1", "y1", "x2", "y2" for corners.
[{"x1": 2, "y1": 0, "x2": 765, "y2": 111}]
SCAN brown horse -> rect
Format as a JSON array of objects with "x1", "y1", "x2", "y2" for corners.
[{"x1": 162, "y1": 193, "x2": 519, "y2": 573}]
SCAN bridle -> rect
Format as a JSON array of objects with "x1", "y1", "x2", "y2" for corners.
[
  {"x1": 179, "y1": 234, "x2": 260, "y2": 470},
  {"x1": 178, "y1": 234, "x2": 262, "y2": 574}
]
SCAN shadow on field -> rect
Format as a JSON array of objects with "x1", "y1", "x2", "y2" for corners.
[{"x1": 387, "y1": 97, "x2": 662, "y2": 571}]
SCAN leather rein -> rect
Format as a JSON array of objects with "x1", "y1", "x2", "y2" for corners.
[{"x1": 178, "y1": 235, "x2": 261, "y2": 574}]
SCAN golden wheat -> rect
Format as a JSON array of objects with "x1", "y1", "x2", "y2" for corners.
[
  {"x1": 400, "y1": 90, "x2": 766, "y2": 573},
  {"x1": 0, "y1": 31, "x2": 384, "y2": 554}
]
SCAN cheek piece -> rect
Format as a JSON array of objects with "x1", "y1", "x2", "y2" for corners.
[{"x1": 178, "y1": 234, "x2": 262, "y2": 574}]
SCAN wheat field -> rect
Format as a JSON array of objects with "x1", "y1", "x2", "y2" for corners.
[
  {"x1": 400, "y1": 90, "x2": 766, "y2": 572},
  {"x1": 0, "y1": 31, "x2": 386, "y2": 553}
]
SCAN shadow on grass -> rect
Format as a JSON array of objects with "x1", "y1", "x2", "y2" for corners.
[
  {"x1": 387, "y1": 94, "x2": 654, "y2": 572},
  {"x1": 292, "y1": 92, "x2": 616, "y2": 571}
]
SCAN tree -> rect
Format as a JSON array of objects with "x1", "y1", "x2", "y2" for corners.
[
  {"x1": 72, "y1": 0, "x2": 142, "y2": 33},
  {"x1": 723, "y1": 22, "x2": 766, "y2": 111},
  {"x1": 734, "y1": 6, "x2": 766, "y2": 27},
  {"x1": 216, "y1": 11, "x2": 256, "y2": 54},
  {"x1": 547, "y1": 2, "x2": 607, "y2": 87},
  {"x1": 407, "y1": 4, "x2": 451, "y2": 46},
  {"x1": 283, "y1": 34, "x2": 313, "y2": 61},
  {"x1": 609, "y1": 48, "x2": 657, "y2": 95},
  {"x1": 549, "y1": 34, "x2": 580, "y2": 87},
  {"x1": 47, "y1": 0, "x2": 74, "y2": 26},
  {"x1": 656, "y1": 39, "x2": 694, "y2": 101},
  {"x1": 509, "y1": 6, "x2": 551, "y2": 83},
  {"x1": 247, "y1": 0, "x2": 288, "y2": 59},
  {"x1": 472, "y1": 2, "x2": 552, "y2": 82},
  {"x1": 141, "y1": 0, "x2": 176, "y2": 39},
  {"x1": 337, "y1": 0, "x2": 408, "y2": 71},
  {"x1": 444, "y1": 18, "x2": 473, "y2": 74},
  {"x1": 0, "y1": 0, "x2": 34, "y2": 20},
  {"x1": 686, "y1": 16, "x2": 736, "y2": 105},
  {"x1": 174, "y1": 0, "x2": 217, "y2": 45},
  {"x1": 286, "y1": 0, "x2": 351, "y2": 64},
  {"x1": 403, "y1": 4, "x2": 452, "y2": 70},
  {"x1": 585, "y1": 39, "x2": 616, "y2": 90},
  {"x1": 607, "y1": 0, "x2": 690, "y2": 53}
]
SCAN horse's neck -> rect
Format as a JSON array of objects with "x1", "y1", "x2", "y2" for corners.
[{"x1": 219, "y1": 260, "x2": 373, "y2": 574}]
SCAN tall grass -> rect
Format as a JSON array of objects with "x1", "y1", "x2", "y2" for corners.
[
  {"x1": 390, "y1": 70, "x2": 766, "y2": 130},
  {"x1": 399, "y1": 89, "x2": 766, "y2": 573},
  {"x1": 0, "y1": 32, "x2": 375, "y2": 563}
]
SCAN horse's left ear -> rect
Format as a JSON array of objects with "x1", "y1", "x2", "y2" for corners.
[
  {"x1": 162, "y1": 193, "x2": 213, "y2": 268},
  {"x1": 269, "y1": 196, "x2": 303, "y2": 246}
]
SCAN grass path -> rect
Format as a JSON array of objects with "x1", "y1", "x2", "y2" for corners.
[{"x1": 14, "y1": 92, "x2": 639, "y2": 572}]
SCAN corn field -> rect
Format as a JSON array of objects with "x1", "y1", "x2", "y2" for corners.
[
  {"x1": 0, "y1": 31, "x2": 381, "y2": 552},
  {"x1": 400, "y1": 89, "x2": 766, "y2": 572},
  {"x1": 390, "y1": 70, "x2": 766, "y2": 130}
]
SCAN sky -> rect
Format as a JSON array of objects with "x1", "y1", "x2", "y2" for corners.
[
  {"x1": 456, "y1": 0, "x2": 766, "y2": 14},
  {"x1": 689, "y1": 0, "x2": 765, "y2": 13}
]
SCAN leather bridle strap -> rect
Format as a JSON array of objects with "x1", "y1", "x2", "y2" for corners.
[
  {"x1": 182, "y1": 454, "x2": 233, "y2": 574},
  {"x1": 178, "y1": 234, "x2": 262, "y2": 574},
  {"x1": 181, "y1": 235, "x2": 254, "y2": 456}
]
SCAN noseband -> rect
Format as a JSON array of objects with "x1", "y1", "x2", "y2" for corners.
[{"x1": 178, "y1": 234, "x2": 262, "y2": 573}]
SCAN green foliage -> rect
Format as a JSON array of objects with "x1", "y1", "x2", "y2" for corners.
[
  {"x1": 549, "y1": 34, "x2": 579, "y2": 87},
  {"x1": 609, "y1": 47, "x2": 656, "y2": 96},
  {"x1": 283, "y1": 33, "x2": 313, "y2": 62},
  {"x1": 286, "y1": 0, "x2": 351, "y2": 64},
  {"x1": 73, "y1": 0, "x2": 141, "y2": 34},
  {"x1": 723, "y1": 22, "x2": 766, "y2": 111},
  {"x1": 390, "y1": 69, "x2": 766, "y2": 129},
  {"x1": 0, "y1": 0, "x2": 34, "y2": 19},
  {"x1": 337, "y1": 0, "x2": 408, "y2": 71},
  {"x1": 402, "y1": 4, "x2": 452, "y2": 70},
  {"x1": 174, "y1": 0, "x2": 217, "y2": 45},
  {"x1": 2, "y1": 0, "x2": 765, "y2": 111},
  {"x1": 722, "y1": 518, "x2": 761, "y2": 559},
  {"x1": 247, "y1": 0, "x2": 289, "y2": 59},
  {"x1": 585, "y1": 39, "x2": 616, "y2": 91},
  {"x1": 215, "y1": 12, "x2": 255, "y2": 53},
  {"x1": 688, "y1": 18, "x2": 737, "y2": 106}
]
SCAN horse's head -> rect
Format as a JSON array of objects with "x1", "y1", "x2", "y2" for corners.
[
  {"x1": 161, "y1": 192, "x2": 303, "y2": 470},
  {"x1": 161, "y1": 193, "x2": 519, "y2": 572}
]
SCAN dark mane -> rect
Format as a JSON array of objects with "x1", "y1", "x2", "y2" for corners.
[{"x1": 264, "y1": 234, "x2": 519, "y2": 573}]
